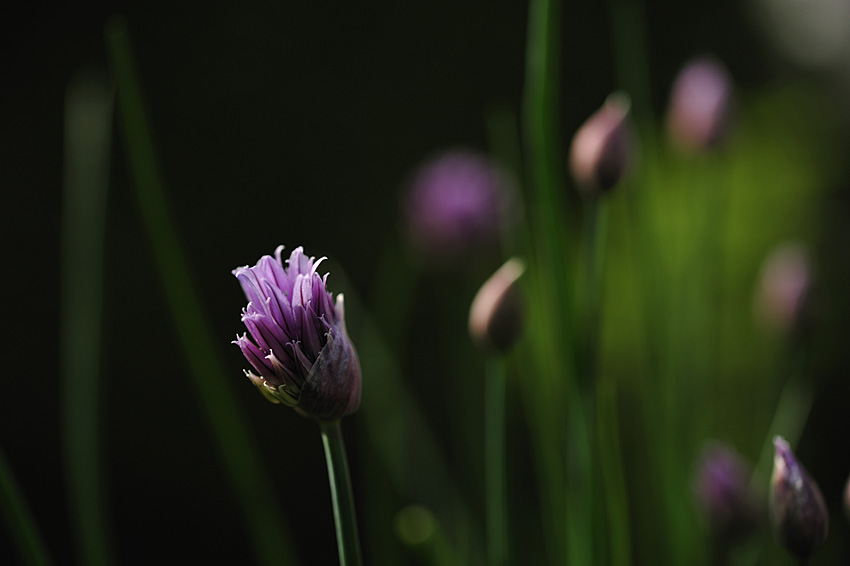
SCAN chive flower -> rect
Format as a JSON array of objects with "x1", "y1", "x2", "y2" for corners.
[
  {"x1": 693, "y1": 442, "x2": 759, "y2": 544},
  {"x1": 403, "y1": 149, "x2": 514, "y2": 258},
  {"x1": 569, "y1": 93, "x2": 632, "y2": 195},
  {"x1": 233, "y1": 246, "x2": 361, "y2": 421},
  {"x1": 666, "y1": 57, "x2": 734, "y2": 151},
  {"x1": 769, "y1": 436, "x2": 829, "y2": 559}
]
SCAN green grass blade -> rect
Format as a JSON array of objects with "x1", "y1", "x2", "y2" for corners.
[
  {"x1": 104, "y1": 16, "x2": 299, "y2": 566},
  {"x1": 60, "y1": 69, "x2": 114, "y2": 566},
  {"x1": 0, "y1": 445, "x2": 52, "y2": 566}
]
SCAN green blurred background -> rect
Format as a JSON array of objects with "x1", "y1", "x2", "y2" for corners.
[{"x1": 3, "y1": 0, "x2": 850, "y2": 564}]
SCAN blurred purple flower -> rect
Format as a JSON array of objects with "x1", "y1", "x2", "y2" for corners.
[
  {"x1": 569, "y1": 93, "x2": 633, "y2": 194},
  {"x1": 233, "y1": 246, "x2": 361, "y2": 421},
  {"x1": 666, "y1": 57, "x2": 734, "y2": 151},
  {"x1": 844, "y1": 473, "x2": 850, "y2": 523},
  {"x1": 844, "y1": 473, "x2": 850, "y2": 522},
  {"x1": 770, "y1": 436, "x2": 829, "y2": 558},
  {"x1": 403, "y1": 149, "x2": 514, "y2": 257},
  {"x1": 693, "y1": 442, "x2": 759, "y2": 543}
]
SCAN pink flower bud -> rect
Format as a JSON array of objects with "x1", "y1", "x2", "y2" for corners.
[
  {"x1": 469, "y1": 258, "x2": 525, "y2": 353},
  {"x1": 754, "y1": 242, "x2": 811, "y2": 333},
  {"x1": 569, "y1": 93, "x2": 632, "y2": 195},
  {"x1": 666, "y1": 57, "x2": 734, "y2": 151}
]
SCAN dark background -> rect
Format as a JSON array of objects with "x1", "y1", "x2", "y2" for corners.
[{"x1": 3, "y1": 1, "x2": 847, "y2": 564}]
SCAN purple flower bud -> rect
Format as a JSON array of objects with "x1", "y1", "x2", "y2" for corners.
[
  {"x1": 666, "y1": 57, "x2": 734, "y2": 151},
  {"x1": 693, "y1": 442, "x2": 759, "y2": 543},
  {"x1": 232, "y1": 246, "x2": 361, "y2": 421},
  {"x1": 468, "y1": 258, "x2": 525, "y2": 353},
  {"x1": 403, "y1": 149, "x2": 514, "y2": 258},
  {"x1": 569, "y1": 93, "x2": 633, "y2": 195},
  {"x1": 754, "y1": 242, "x2": 811, "y2": 333},
  {"x1": 769, "y1": 436, "x2": 829, "y2": 558}
]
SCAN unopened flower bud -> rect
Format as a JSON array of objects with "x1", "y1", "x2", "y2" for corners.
[
  {"x1": 754, "y1": 242, "x2": 811, "y2": 334},
  {"x1": 468, "y1": 258, "x2": 525, "y2": 353},
  {"x1": 666, "y1": 57, "x2": 734, "y2": 151},
  {"x1": 233, "y1": 246, "x2": 361, "y2": 421},
  {"x1": 769, "y1": 436, "x2": 829, "y2": 558},
  {"x1": 694, "y1": 442, "x2": 759, "y2": 543},
  {"x1": 569, "y1": 93, "x2": 632, "y2": 195}
]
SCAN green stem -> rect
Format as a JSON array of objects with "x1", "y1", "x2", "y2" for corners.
[
  {"x1": 320, "y1": 420, "x2": 363, "y2": 566},
  {"x1": 523, "y1": 0, "x2": 593, "y2": 563},
  {"x1": 485, "y1": 357, "x2": 508, "y2": 566},
  {"x1": 582, "y1": 196, "x2": 609, "y2": 384},
  {"x1": 580, "y1": 195, "x2": 608, "y2": 564},
  {"x1": 597, "y1": 379, "x2": 632, "y2": 566},
  {"x1": 60, "y1": 69, "x2": 114, "y2": 566},
  {"x1": 0, "y1": 445, "x2": 52, "y2": 566}
]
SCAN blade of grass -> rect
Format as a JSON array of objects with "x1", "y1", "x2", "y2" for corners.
[
  {"x1": 335, "y1": 268, "x2": 483, "y2": 563},
  {"x1": 485, "y1": 356, "x2": 508, "y2": 566},
  {"x1": 523, "y1": 0, "x2": 593, "y2": 562},
  {"x1": 597, "y1": 378, "x2": 631, "y2": 566},
  {"x1": 0, "y1": 445, "x2": 52, "y2": 566},
  {"x1": 104, "y1": 16, "x2": 298, "y2": 566},
  {"x1": 60, "y1": 69, "x2": 114, "y2": 566}
]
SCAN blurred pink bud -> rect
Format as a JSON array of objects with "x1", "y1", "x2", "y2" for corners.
[
  {"x1": 469, "y1": 258, "x2": 525, "y2": 353},
  {"x1": 569, "y1": 93, "x2": 632, "y2": 195},
  {"x1": 754, "y1": 242, "x2": 811, "y2": 333},
  {"x1": 666, "y1": 57, "x2": 734, "y2": 151}
]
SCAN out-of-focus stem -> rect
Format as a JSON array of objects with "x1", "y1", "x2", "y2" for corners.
[
  {"x1": 104, "y1": 17, "x2": 298, "y2": 566},
  {"x1": 485, "y1": 357, "x2": 508, "y2": 566},
  {"x1": 0, "y1": 445, "x2": 52, "y2": 566},
  {"x1": 320, "y1": 420, "x2": 363, "y2": 566},
  {"x1": 523, "y1": 0, "x2": 592, "y2": 560},
  {"x1": 582, "y1": 196, "x2": 610, "y2": 384},
  {"x1": 597, "y1": 379, "x2": 631, "y2": 566},
  {"x1": 60, "y1": 69, "x2": 113, "y2": 566}
]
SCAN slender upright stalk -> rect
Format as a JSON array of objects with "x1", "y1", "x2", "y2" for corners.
[
  {"x1": 523, "y1": 0, "x2": 593, "y2": 562},
  {"x1": 0, "y1": 445, "x2": 52, "y2": 566},
  {"x1": 581, "y1": 196, "x2": 609, "y2": 383},
  {"x1": 320, "y1": 420, "x2": 363, "y2": 566},
  {"x1": 596, "y1": 379, "x2": 631, "y2": 566},
  {"x1": 60, "y1": 69, "x2": 113, "y2": 566},
  {"x1": 485, "y1": 357, "x2": 508, "y2": 566}
]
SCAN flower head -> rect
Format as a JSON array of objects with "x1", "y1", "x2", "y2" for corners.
[
  {"x1": 693, "y1": 442, "x2": 759, "y2": 543},
  {"x1": 769, "y1": 436, "x2": 829, "y2": 558},
  {"x1": 666, "y1": 57, "x2": 734, "y2": 151},
  {"x1": 403, "y1": 149, "x2": 514, "y2": 258},
  {"x1": 569, "y1": 93, "x2": 633, "y2": 195},
  {"x1": 233, "y1": 246, "x2": 361, "y2": 421}
]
